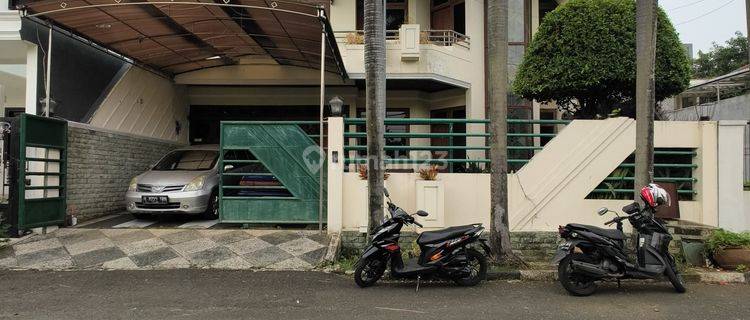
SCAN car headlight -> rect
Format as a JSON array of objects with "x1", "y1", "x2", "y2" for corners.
[
  {"x1": 128, "y1": 177, "x2": 138, "y2": 192},
  {"x1": 184, "y1": 174, "x2": 207, "y2": 191}
]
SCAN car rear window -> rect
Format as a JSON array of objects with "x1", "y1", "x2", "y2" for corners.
[{"x1": 153, "y1": 150, "x2": 218, "y2": 171}]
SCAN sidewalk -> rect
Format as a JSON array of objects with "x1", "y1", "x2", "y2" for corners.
[{"x1": 0, "y1": 228, "x2": 331, "y2": 270}]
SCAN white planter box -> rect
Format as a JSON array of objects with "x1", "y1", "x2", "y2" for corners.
[
  {"x1": 356, "y1": 179, "x2": 389, "y2": 233},
  {"x1": 415, "y1": 180, "x2": 444, "y2": 228}
]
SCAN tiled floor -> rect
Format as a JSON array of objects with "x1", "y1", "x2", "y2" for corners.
[{"x1": 0, "y1": 227, "x2": 331, "y2": 271}]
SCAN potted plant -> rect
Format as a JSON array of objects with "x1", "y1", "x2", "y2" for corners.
[
  {"x1": 415, "y1": 165, "x2": 444, "y2": 228},
  {"x1": 705, "y1": 229, "x2": 750, "y2": 270}
]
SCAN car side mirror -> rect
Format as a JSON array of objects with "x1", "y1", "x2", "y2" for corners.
[
  {"x1": 223, "y1": 164, "x2": 235, "y2": 172},
  {"x1": 597, "y1": 207, "x2": 609, "y2": 216},
  {"x1": 416, "y1": 210, "x2": 429, "y2": 217}
]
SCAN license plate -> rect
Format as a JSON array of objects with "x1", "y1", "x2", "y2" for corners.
[{"x1": 142, "y1": 195, "x2": 169, "y2": 204}]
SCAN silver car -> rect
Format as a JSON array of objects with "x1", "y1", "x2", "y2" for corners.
[{"x1": 125, "y1": 145, "x2": 220, "y2": 219}]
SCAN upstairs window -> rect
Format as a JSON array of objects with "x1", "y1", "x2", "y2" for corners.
[
  {"x1": 431, "y1": 0, "x2": 465, "y2": 35},
  {"x1": 356, "y1": 0, "x2": 409, "y2": 31}
]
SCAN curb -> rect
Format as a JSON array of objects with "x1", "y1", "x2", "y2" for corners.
[{"x1": 488, "y1": 269, "x2": 749, "y2": 284}]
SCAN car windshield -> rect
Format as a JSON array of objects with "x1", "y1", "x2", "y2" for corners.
[{"x1": 153, "y1": 150, "x2": 218, "y2": 171}]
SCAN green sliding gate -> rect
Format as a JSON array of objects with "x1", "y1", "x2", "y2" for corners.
[
  {"x1": 218, "y1": 121, "x2": 325, "y2": 224},
  {"x1": 3, "y1": 114, "x2": 67, "y2": 236}
]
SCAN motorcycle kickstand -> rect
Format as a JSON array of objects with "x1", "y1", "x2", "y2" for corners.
[{"x1": 415, "y1": 275, "x2": 421, "y2": 292}]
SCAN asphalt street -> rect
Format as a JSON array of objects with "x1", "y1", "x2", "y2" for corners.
[{"x1": 0, "y1": 270, "x2": 747, "y2": 320}]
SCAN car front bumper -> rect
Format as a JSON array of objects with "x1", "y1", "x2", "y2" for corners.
[{"x1": 125, "y1": 189, "x2": 212, "y2": 215}]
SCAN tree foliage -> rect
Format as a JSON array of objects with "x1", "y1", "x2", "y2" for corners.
[
  {"x1": 693, "y1": 32, "x2": 748, "y2": 79},
  {"x1": 512, "y1": 0, "x2": 691, "y2": 119}
]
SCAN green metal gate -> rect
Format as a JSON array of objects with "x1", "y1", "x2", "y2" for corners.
[
  {"x1": 218, "y1": 121, "x2": 325, "y2": 224},
  {"x1": 4, "y1": 114, "x2": 67, "y2": 236}
]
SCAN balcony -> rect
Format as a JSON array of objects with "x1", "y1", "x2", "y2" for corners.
[{"x1": 333, "y1": 25, "x2": 474, "y2": 89}]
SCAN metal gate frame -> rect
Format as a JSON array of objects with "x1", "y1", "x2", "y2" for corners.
[
  {"x1": 218, "y1": 121, "x2": 325, "y2": 225},
  {"x1": 3, "y1": 114, "x2": 67, "y2": 236}
]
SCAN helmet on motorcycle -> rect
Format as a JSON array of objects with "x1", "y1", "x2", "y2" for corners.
[{"x1": 639, "y1": 184, "x2": 670, "y2": 208}]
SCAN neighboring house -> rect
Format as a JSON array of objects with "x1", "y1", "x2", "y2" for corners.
[{"x1": 662, "y1": 67, "x2": 750, "y2": 181}]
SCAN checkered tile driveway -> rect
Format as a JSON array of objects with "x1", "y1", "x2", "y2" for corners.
[{"x1": 0, "y1": 228, "x2": 331, "y2": 271}]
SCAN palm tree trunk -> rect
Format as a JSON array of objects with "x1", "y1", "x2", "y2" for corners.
[
  {"x1": 635, "y1": 0, "x2": 657, "y2": 198},
  {"x1": 487, "y1": 0, "x2": 513, "y2": 260},
  {"x1": 364, "y1": 0, "x2": 386, "y2": 231}
]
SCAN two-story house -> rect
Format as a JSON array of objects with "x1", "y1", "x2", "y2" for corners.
[{"x1": 0, "y1": 0, "x2": 564, "y2": 219}]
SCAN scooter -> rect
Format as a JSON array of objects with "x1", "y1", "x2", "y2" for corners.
[
  {"x1": 553, "y1": 187, "x2": 686, "y2": 296},
  {"x1": 354, "y1": 188, "x2": 491, "y2": 288}
]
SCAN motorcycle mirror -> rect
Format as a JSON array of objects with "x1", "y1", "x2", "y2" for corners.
[
  {"x1": 597, "y1": 207, "x2": 609, "y2": 216},
  {"x1": 383, "y1": 188, "x2": 390, "y2": 198},
  {"x1": 415, "y1": 210, "x2": 429, "y2": 217}
]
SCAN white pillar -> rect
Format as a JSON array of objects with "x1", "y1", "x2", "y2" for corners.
[
  {"x1": 717, "y1": 120, "x2": 748, "y2": 231},
  {"x1": 0, "y1": 84, "x2": 5, "y2": 115},
  {"x1": 327, "y1": 117, "x2": 344, "y2": 233},
  {"x1": 25, "y1": 42, "x2": 38, "y2": 115}
]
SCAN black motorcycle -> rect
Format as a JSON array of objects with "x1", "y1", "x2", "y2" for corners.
[
  {"x1": 553, "y1": 202, "x2": 686, "y2": 296},
  {"x1": 354, "y1": 189, "x2": 491, "y2": 288}
]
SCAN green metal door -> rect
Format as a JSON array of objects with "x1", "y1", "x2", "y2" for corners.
[
  {"x1": 9, "y1": 114, "x2": 68, "y2": 232},
  {"x1": 219, "y1": 122, "x2": 325, "y2": 224}
]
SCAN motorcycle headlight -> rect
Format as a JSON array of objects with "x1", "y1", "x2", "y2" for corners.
[
  {"x1": 128, "y1": 177, "x2": 138, "y2": 192},
  {"x1": 184, "y1": 174, "x2": 207, "y2": 191}
]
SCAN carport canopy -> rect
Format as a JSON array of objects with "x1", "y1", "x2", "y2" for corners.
[{"x1": 12, "y1": 0, "x2": 347, "y2": 78}]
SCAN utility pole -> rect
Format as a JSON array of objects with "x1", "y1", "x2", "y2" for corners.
[
  {"x1": 635, "y1": 0, "x2": 658, "y2": 198},
  {"x1": 487, "y1": 0, "x2": 513, "y2": 260},
  {"x1": 364, "y1": 0, "x2": 386, "y2": 232}
]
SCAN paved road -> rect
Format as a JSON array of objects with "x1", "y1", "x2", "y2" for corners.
[{"x1": 0, "y1": 270, "x2": 747, "y2": 320}]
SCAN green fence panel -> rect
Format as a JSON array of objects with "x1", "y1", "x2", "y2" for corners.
[
  {"x1": 15, "y1": 114, "x2": 67, "y2": 229},
  {"x1": 219, "y1": 122, "x2": 324, "y2": 224}
]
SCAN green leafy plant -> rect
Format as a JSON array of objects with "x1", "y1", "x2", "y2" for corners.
[
  {"x1": 513, "y1": 0, "x2": 690, "y2": 119},
  {"x1": 693, "y1": 32, "x2": 748, "y2": 79},
  {"x1": 737, "y1": 264, "x2": 748, "y2": 273},
  {"x1": 704, "y1": 229, "x2": 750, "y2": 255}
]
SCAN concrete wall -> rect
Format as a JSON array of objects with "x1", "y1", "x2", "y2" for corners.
[
  {"x1": 666, "y1": 94, "x2": 750, "y2": 122},
  {"x1": 89, "y1": 66, "x2": 189, "y2": 144},
  {"x1": 665, "y1": 93, "x2": 750, "y2": 181},
  {"x1": 717, "y1": 121, "x2": 748, "y2": 232},
  {"x1": 328, "y1": 118, "x2": 725, "y2": 233},
  {"x1": 66, "y1": 124, "x2": 184, "y2": 220}
]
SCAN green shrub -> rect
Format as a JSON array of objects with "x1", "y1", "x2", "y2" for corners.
[
  {"x1": 513, "y1": 0, "x2": 690, "y2": 119},
  {"x1": 704, "y1": 229, "x2": 750, "y2": 255}
]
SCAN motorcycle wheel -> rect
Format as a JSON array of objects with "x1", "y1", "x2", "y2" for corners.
[
  {"x1": 354, "y1": 258, "x2": 386, "y2": 288},
  {"x1": 665, "y1": 262, "x2": 687, "y2": 293},
  {"x1": 452, "y1": 248, "x2": 488, "y2": 286},
  {"x1": 558, "y1": 253, "x2": 598, "y2": 296}
]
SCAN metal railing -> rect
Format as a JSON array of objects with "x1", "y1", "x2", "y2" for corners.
[
  {"x1": 588, "y1": 148, "x2": 698, "y2": 200},
  {"x1": 424, "y1": 30, "x2": 470, "y2": 48},
  {"x1": 333, "y1": 29, "x2": 470, "y2": 47},
  {"x1": 342, "y1": 118, "x2": 569, "y2": 172},
  {"x1": 342, "y1": 118, "x2": 700, "y2": 199}
]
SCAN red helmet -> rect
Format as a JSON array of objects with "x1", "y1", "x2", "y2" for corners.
[{"x1": 640, "y1": 184, "x2": 670, "y2": 208}]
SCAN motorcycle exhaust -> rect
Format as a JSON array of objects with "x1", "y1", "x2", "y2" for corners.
[{"x1": 571, "y1": 260, "x2": 608, "y2": 278}]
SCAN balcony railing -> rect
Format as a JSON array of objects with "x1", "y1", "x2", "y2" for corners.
[{"x1": 334, "y1": 29, "x2": 470, "y2": 48}]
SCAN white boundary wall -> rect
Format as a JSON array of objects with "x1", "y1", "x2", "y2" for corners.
[{"x1": 327, "y1": 118, "x2": 744, "y2": 233}]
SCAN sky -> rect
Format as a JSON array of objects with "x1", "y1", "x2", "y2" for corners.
[{"x1": 661, "y1": 0, "x2": 747, "y2": 54}]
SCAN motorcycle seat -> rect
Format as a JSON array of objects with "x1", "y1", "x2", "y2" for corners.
[
  {"x1": 568, "y1": 223, "x2": 626, "y2": 240},
  {"x1": 417, "y1": 225, "x2": 479, "y2": 244}
]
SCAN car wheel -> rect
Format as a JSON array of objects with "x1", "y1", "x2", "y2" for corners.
[{"x1": 201, "y1": 190, "x2": 219, "y2": 220}]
